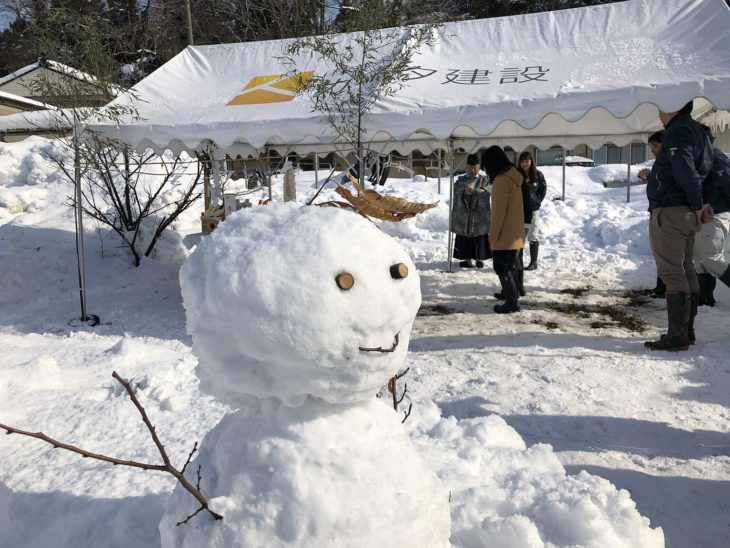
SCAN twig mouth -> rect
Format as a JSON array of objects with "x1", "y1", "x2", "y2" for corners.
[{"x1": 359, "y1": 332, "x2": 399, "y2": 353}]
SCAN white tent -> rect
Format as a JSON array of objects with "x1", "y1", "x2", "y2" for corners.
[{"x1": 87, "y1": 0, "x2": 730, "y2": 158}]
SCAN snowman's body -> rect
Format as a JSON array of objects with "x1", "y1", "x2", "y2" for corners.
[{"x1": 160, "y1": 204, "x2": 451, "y2": 547}]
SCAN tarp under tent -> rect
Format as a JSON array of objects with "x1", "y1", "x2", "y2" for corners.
[{"x1": 87, "y1": 0, "x2": 730, "y2": 158}]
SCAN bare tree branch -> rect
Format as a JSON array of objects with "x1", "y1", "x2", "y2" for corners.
[
  {"x1": 111, "y1": 371, "x2": 222, "y2": 522},
  {"x1": 0, "y1": 423, "x2": 167, "y2": 471},
  {"x1": 180, "y1": 442, "x2": 199, "y2": 475},
  {"x1": 0, "y1": 371, "x2": 222, "y2": 524}
]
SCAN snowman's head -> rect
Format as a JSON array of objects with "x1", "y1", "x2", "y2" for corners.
[{"x1": 180, "y1": 204, "x2": 421, "y2": 407}]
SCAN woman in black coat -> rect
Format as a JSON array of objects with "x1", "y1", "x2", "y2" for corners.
[{"x1": 517, "y1": 151, "x2": 547, "y2": 271}]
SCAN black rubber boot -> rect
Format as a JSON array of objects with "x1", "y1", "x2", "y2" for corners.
[
  {"x1": 516, "y1": 269, "x2": 526, "y2": 296},
  {"x1": 720, "y1": 265, "x2": 730, "y2": 287},
  {"x1": 708, "y1": 275, "x2": 717, "y2": 303},
  {"x1": 697, "y1": 272, "x2": 717, "y2": 306},
  {"x1": 698, "y1": 273, "x2": 715, "y2": 307},
  {"x1": 494, "y1": 272, "x2": 520, "y2": 314},
  {"x1": 687, "y1": 292, "x2": 698, "y2": 345},
  {"x1": 525, "y1": 242, "x2": 539, "y2": 270},
  {"x1": 697, "y1": 274, "x2": 707, "y2": 306},
  {"x1": 645, "y1": 276, "x2": 666, "y2": 298},
  {"x1": 496, "y1": 252, "x2": 522, "y2": 299},
  {"x1": 644, "y1": 292, "x2": 690, "y2": 351}
]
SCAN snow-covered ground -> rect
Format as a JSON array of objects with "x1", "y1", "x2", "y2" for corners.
[{"x1": 1, "y1": 137, "x2": 729, "y2": 547}]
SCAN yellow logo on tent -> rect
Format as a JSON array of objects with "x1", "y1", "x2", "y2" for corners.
[{"x1": 227, "y1": 72, "x2": 314, "y2": 106}]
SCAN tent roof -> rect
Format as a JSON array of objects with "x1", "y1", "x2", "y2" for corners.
[{"x1": 87, "y1": 0, "x2": 730, "y2": 156}]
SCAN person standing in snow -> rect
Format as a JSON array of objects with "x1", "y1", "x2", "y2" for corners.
[
  {"x1": 644, "y1": 100, "x2": 714, "y2": 351},
  {"x1": 518, "y1": 151, "x2": 547, "y2": 272},
  {"x1": 693, "y1": 127, "x2": 730, "y2": 307},
  {"x1": 451, "y1": 153, "x2": 492, "y2": 268},
  {"x1": 481, "y1": 145, "x2": 524, "y2": 314},
  {"x1": 639, "y1": 131, "x2": 666, "y2": 299}
]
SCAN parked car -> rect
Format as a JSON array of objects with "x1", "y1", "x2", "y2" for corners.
[{"x1": 552, "y1": 155, "x2": 596, "y2": 167}]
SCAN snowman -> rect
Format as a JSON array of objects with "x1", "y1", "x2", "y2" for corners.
[{"x1": 159, "y1": 203, "x2": 451, "y2": 547}]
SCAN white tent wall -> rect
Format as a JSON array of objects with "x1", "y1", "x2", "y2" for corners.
[{"x1": 87, "y1": 0, "x2": 730, "y2": 159}]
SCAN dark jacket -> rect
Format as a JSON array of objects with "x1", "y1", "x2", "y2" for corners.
[
  {"x1": 521, "y1": 179, "x2": 533, "y2": 225},
  {"x1": 450, "y1": 174, "x2": 491, "y2": 236},
  {"x1": 521, "y1": 170, "x2": 547, "y2": 224},
  {"x1": 703, "y1": 147, "x2": 730, "y2": 215},
  {"x1": 525, "y1": 170, "x2": 547, "y2": 211},
  {"x1": 646, "y1": 112, "x2": 714, "y2": 212}
]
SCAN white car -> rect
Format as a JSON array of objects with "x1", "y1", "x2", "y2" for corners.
[{"x1": 553, "y1": 155, "x2": 596, "y2": 167}]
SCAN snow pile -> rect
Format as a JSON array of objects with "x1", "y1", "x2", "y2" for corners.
[{"x1": 408, "y1": 401, "x2": 664, "y2": 548}]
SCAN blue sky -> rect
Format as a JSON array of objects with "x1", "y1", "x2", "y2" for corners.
[{"x1": 0, "y1": 8, "x2": 13, "y2": 32}]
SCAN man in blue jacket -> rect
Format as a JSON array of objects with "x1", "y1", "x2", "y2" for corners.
[
  {"x1": 694, "y1": 143, "x2": 730, "y2": 306},
  {"x1": 644, "y1": 100, "x2": 714, "y2": 351}
]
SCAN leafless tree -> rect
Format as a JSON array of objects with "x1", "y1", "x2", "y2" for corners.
[{"x1": 52, "y1": 139, "x2": 204, "y2": 267}]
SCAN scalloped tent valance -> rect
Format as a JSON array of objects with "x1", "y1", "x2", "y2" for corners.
[{"x1": 86, "y1": 0, "x2": 730, "y2": 157}]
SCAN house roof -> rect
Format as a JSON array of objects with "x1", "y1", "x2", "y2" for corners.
[
  {"x1": 0, "y1": 59, "x2": 101, "y2": 88},
  {"x1": 87, "y1": 0, "x2": 730, "y2": 156},
  {"x1": 0, "y1": 90, "x2": 56, "y2": 110},
  {"x1": 0, "y1": 108, "x2": 72, "y2": 138}
]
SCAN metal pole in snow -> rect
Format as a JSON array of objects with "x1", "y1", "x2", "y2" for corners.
[
  {"x1": 447, "y1": 140, "x2": 455, "y2": 273},
  {"x1": 265, "y1": 145, "x2": 272, "y2": 202},
  {"x1": 72, "y1": 116, "x2": 97, "y2": 326},
  {"x1": 314, "y1": 154, "x2": 319, "y2": 188},
  {"x1": 562, "y1": 148, "x2": 566, "y2": 201},
  {"x1": 73, "y1": 117, "x2": 88, "y2": 322},
  {"x1": 627, "y1": 142, "x2": 633, "y2": 203},
  {"x1": 438, "y1": 148, "x2": 442, "y2": 194}
]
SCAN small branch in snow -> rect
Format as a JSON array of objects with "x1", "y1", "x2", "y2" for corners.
[
  {"x1": 0, "y1": 371, "x2": 222, "y2": 525},
  {"x1": 401, "y1": 403, "x2": 413, "y2": 424},
  {"x1": 387, "y1": 367, "x2": 412, "y2": 422},
  {"x1": 181, "y1": 442, "x2": 199, "y2": 475},
  {"x1": 306, "y1": 164, "x2": 339, "y2": 205},
  {"x1": 176, "y1": 505, "x2": 207, "y2": 526},
  {"x1": 112, "y1": 371, "x2": 222, "y2": 523},
  {"x1": 0, "y1": 423, "x2": 167, "y2": 471}
]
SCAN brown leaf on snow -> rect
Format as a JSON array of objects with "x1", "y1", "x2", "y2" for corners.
[{"x1": 334, "y1": 171, "x2": 438, "y2": 222}]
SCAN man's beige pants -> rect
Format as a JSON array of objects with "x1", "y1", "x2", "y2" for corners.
[{"x1": 649, "y1": 206, "x2": 700, "y2": 293}]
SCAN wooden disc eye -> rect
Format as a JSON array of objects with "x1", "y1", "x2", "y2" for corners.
[
  {"x1": 390, "y1": 263, "x2": 408, "y2": 279},
  {"x1": 336, "y1": 272, "x2": 355, "y2": 290}
]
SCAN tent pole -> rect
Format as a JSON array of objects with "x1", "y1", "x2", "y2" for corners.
[
  {"x1": 72, "y1": 116, "x2": 98, "y2": 326},
  {"x1": 437, "y1": 148, "x2": 442, "y2": 194},
  {"x1": 561, "y1": 148, "x2": 566, "y2": 201},
  {"x1": 211, "y1": 148, "x2": 220, "y2": 209},
  {"x1": 265, "y1": 145, "x2": 272, "y2": 202},
  {"x1": 626, "y1": 142, "x2": 632, "y2": 203},
  {"x1": 447, "y1": 139, "x2": 455, "y2": 273},
  {"x1": 314, "y1": 154, "x2": 319, "y2": 188},
  {"x1": 73, "y1": 117, "x2": 88, "y2": 321}
]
